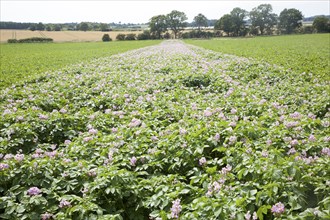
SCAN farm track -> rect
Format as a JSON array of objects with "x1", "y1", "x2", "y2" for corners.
[{"x1": 0, "y1": 40, "x2": 329, "y2": 219}]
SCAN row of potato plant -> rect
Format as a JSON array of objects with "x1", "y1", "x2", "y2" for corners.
[{"x1": 1, "y1": 41, "x2": 329, "y2": 219}]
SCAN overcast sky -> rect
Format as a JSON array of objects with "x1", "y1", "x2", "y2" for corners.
[{"x1": 1, "y1": 1, "x2": 329, "y2": 24}]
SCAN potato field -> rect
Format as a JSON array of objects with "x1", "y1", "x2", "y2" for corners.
[{"x1": 0, "y1": 36, "x2": 329, "y2": 220}]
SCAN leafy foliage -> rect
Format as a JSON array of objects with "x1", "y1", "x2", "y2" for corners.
[
  {"x1": 7, "y1": 37, "x2": 53, "y2": 43},
  {"x1": 102, "y1": 34, "x2": 112, "y2": 42},
  {"x1": 166, "y1": 10, "x2": 188, "y2": 39},
  {"x1": 0, "y1": 41, "x2": 329, "y2": 219},
  {"x1": 193, "y1": 13, "x2": 208, "y2": 30},
  {"x1": 279, "y1": 8, "x2": 303, "y2": 34},
  {"x1": 115, "y1": 34, "x2": 126, "y2": 41},
  {"x1": 125, "y1": 34, "x2": 136, "y2": 41},
  {"x1": 149, "y1": 15, "x2": 168, "y2": 39},
  {"x1": 230, "y1": 7, "x2": 248, "y2": 37},
  {"x1": 185, "y1": 34, "x2": 330, "y2": 78},
  {"x1": 0, "y1": 40, "x2": 161, "y2": 89},
  {"x1": 250, "y1": 4, "x2": 278, "y2": 35},
  {"x1": 215, "y1": 14, "x2": 234, "y2": 36},
  {"x1": 313, "y1": 16, "x2": 330, "y2": 33}
]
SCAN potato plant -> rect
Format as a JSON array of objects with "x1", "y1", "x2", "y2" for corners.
[{"x1": 0, "y1": 41, "x2": 329, "y2": 219}]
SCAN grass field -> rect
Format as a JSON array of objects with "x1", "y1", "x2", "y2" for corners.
[
  {"x1": 0, "y1": 40, "x2": 161, "y2": 88},
  {"x1": 0, "y1": 29, "x2": 143, "y2": 43},
  {"x1": 185, "y1": 34, "x2": 330, "y2": 77}
]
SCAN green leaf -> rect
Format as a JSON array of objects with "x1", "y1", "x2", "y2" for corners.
[
  {"x1": 257, "y1": 205, "x2": 271, "y2": 220},
  {"x1": 16, "y1": 205, "x2": 25, "y2": 213},
  {"x1": 214, "y1": 207, "x2": 222, "y2": 217},
  {"x1": 206, "y1": 166, "x2": 217, "y2": 174}
]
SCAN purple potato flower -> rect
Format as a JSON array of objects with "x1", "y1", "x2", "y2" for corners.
[
  {"x1": 271, "y1": 202, "x2": 285, "y2": 216},
  {"x1": 0, "y1": 163, "x2": 10, "y2": 171},
  {"x1": 27, "y1": 187, "x2": 42, "y2": 196},
  {"x1": 41, "y1": 213, "x2": 53, "y2": 220},
  {"x1": 130, "y1": 156, "x2": 137, "y2": 166},
  {"x1": 170, "y1": 199, "x2": 182, "y2": 219},
  {"x1": 59, "y1": 199, "x2": 71, "y2": 208},
  {"x1": 199, "y1": 157, "x2": 207, "y2": 166}
]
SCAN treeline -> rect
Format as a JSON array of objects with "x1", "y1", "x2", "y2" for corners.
[
  {"x1": 147, "y1": 5, "x2": 330, "y2": 39},
  {"x1": 0, "y1": 22, "x2": 35, "y2": 30},
  {"x1": 1, "y1": 4, "x2": 329, "y2": 39},
  {"x1": 0, "y1": 21, "x2": 144, "y2": 31}
]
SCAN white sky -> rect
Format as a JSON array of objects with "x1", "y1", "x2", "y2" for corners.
[{"x1": 1, "y1": 1, "x2": 329, "y2": 24}]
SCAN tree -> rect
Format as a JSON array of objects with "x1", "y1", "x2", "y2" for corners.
[
  {"x1": 79, "y1": 22, "x2": 89, "y2": 31},
  {"x1": 149, "y1": 15, "x2": 167, "y2": 39},
  {"x1": 250, "y1": 4, "x2": 278, "y2": 35},
  {"x1": 102, "y1": 34, "x2": 112, "y2": 42},
  {"x1": 279, "y1": 8, "x2": 303, "y2": 34},
  {"x1": 193, "y1": 13, "x2": 208, "y2": 30},
  {"x1": 230, "y1": 7, "x2": 247, "y2": 36},
  {"x1": 54, "y1": 24, "x2": 62, "y2": 31},
  {"x1": 166, "y1": 10, "x2": 188, "y2": 39},
  {"x1": 116, "y1": 34, "x2": 126, "y2": 41},
  {"x1": 215, "y1": 14, "x2": 234, "y2": 36},
  {"x1": 36, "y1": 22, "x2": 45, "y2": 31},
  {"x1": 29, "y1": 24, "x2": 36, "y2": 31},
  {"x1": 137, "y1": 30, "x2": 151, "y2": 40},
  {"x1": 100, "y1": 23, "x2": 109, "y2": 32},
  {"x1": 125, "y1": 33, "x2": 136, "y2": 40},
  {"x1": 313, "y1": 16, "x2": 330, "y2": 33}
]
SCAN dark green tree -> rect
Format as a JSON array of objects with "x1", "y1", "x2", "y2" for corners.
[
  {"x1": 230, "y1": 7, "x2": 247, "y2": 36},
  {"x1": 125, "y1": 33, "x2": 136, "y2": 40},
  {"x1": 54, "y1": 24, "x2": 62, "y2": 31},
  {"x1": 149, "y1": 15, "x2": 167, "y2": 39},
  {"x1": 166, "y1": 10, "x2": 188, "y2": 38},
  {"x1": 279, "y1": 8, "x2": 303, "y2": 34},
  {"x1": 250, "y1": 4, "x2": 278, "y2": 35},
  {"x1": 193, "y1": 13, "x2": 208, "y2": 30},
  {"x1": 102, "y1": 34, "x2": 112, "y2": 42},
  {"x1": 313, "y1": 16, "x2": 330, "y2": 33},
  {"x1": 100, "y1": 23, "x2": 109, "y2": 32},
  {"x1": 214, "y1": 14, "x2": 234, "y2": 36},
  {"x1": 137, "y1": 30, "x2": 151, "y2": 40},
  {"x1": 116, "y1": 34, "x2": 126, "y2": 41},
  {"x1": 36, "y1": 22, "x2": 45, "y2": 31},
  {"x1": 79, "y1": 22, "x2": 89, "y2": 31},
  {"x1": 29, "y1": 24, "x2": 36, "y2": 31}
]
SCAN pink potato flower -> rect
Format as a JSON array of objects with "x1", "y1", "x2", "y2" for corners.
[{"x1": 27, "y1": 187, "x2": 42, "y2": 196}]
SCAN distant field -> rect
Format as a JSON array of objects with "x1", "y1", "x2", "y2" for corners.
[
  {"x1": 0, "y1": 29, "x2": 143, "y2": 42},
  {"x1": 0, "y1": 40, "x2": 161, "y2": 88},
  {"x1": 185, "y1": 34, "x2": 330, "y2": 77}
]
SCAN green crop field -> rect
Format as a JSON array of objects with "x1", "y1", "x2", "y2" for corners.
[
  {"x1": 185, "y1": 34, "x2": 330, "y2": 78},
  {"x1": 0, "y1": 40, "x2": 161, "y2": 89},
  {"x1": 0, "y1": 37, "x2": 329, "y2": 219}
]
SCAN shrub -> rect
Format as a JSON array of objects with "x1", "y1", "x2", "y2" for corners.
[
  {"x1": 116, "y1": 34, "x2": 126, "y2": 41},
  {"x1": 7, "y1": 39, "x2": 18, "y2": 43},
  {"x1": 313, "y1": 16, "x2": 330, "y2": 33},
  {"x1": 102, "y1": 34, "x2": 112, "y2": 42},
  {"x1": 181, "y1": 30, "x2": 214, "y2": 39},
  {"x1": 137, "y1": 30, "x2": 151, "y2": 40},
  {"x1": 125, "y1": 33, "x2": 136, "y2": 40},
  {"x1": 302, "y1": 26, "x2": 314, "y2": 34},
  {"x1": 8, "y1": 37, "x2": 53, "y2": 43}
]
